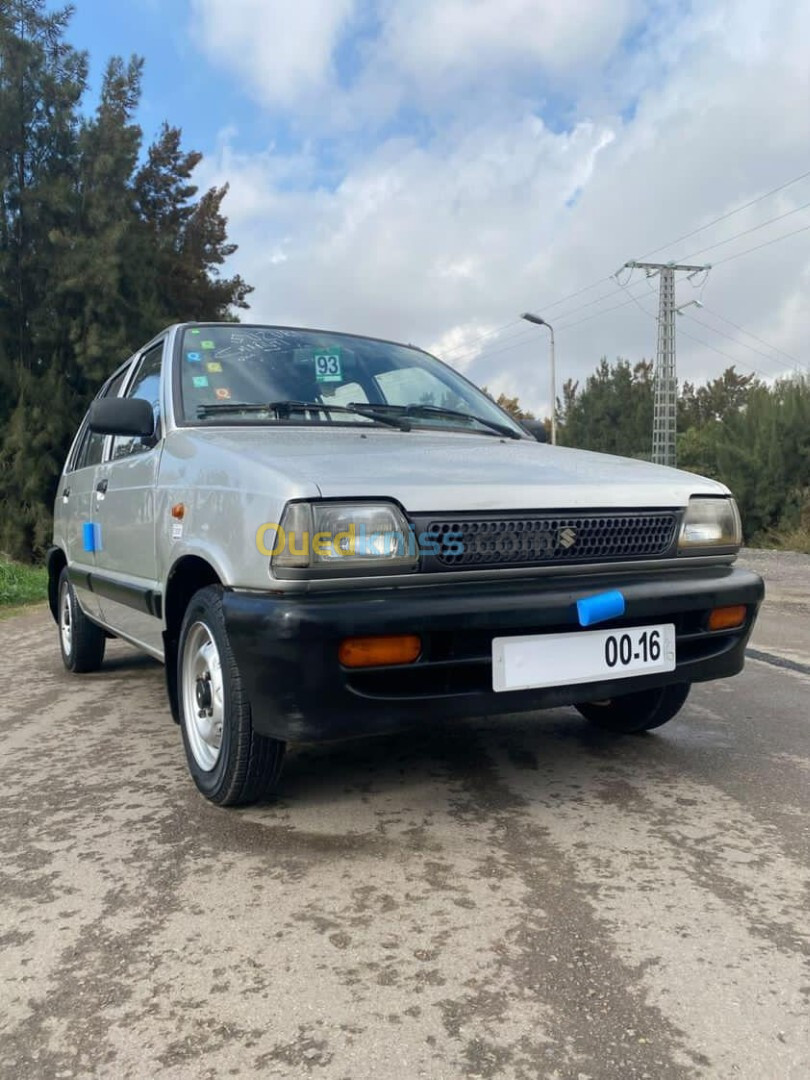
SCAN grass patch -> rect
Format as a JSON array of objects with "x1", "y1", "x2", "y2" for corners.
[
  {"x1": 0, "y1": 559, "x2": 48, "y2": 609},
  {"x1": 761, "y1": 526, "x2": 810, "y2": 555}
]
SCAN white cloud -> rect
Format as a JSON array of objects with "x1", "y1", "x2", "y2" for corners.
[
  {"x1": 194, "y1": 0, "x2": 810, "y2": 418},
  {"x1": 190, "y1": 0, "x2": 357, "y2": 107},
  {"x1": 378, "y1": 0, "x2": 642, "y2": 87}
]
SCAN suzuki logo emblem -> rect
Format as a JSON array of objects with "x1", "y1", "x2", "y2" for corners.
[{"x1": 559, "y1": 526, "x2": 577, "y2": 549}]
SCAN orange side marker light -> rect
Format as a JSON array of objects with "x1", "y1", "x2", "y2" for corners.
[
  {"x1": 339, "y1": 635, "x2": 422, "y2": 668},
  {"x1": 708, "y1": 605, "x2": 747, "y2": 631}
]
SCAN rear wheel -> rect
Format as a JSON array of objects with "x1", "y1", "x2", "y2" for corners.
[
  {"x1": 576, "y1": 682, "x2": 691, "y2": 734},
  {"x1": 58, "y1": 568, "x2": 106, "y2": 673},
  {"x1": 178, "y1": 585, "x2": 285, "y2": 806}
]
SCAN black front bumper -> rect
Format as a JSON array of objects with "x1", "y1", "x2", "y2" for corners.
[{"x1": 223, "y1": 565, "x2": 764, "y2": 743}]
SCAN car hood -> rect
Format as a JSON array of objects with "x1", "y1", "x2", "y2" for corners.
[{"x1": 177, "y1": 426, "x2": 729, "y2": 511}]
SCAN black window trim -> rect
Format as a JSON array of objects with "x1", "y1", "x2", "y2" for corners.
[{"x1": 104, "y1": 338, "x2": 167, "y2": 464}]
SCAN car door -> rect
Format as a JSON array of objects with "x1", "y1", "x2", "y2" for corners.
[
  {"x1": 93, "y1": 340, "x2": 166, "y2": 655},
  {"x1": 56, "y1": 367, "x2": 130, "y2": 620}
]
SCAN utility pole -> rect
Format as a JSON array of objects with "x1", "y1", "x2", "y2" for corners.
[{"x1": 620, "y1": 261, "x2": 710, "y2": 468}]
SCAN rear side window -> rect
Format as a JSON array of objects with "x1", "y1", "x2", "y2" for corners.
[
  {"x1": 70, "y1": 368, "x2": 129, "y2": 472},
  {"x1": 111, "y1": 343, "x2": 164, "y2": 461}
]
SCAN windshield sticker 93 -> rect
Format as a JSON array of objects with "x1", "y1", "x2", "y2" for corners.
[{"x1": 314, "y1": 348, "x2": 342, "y2": 382}]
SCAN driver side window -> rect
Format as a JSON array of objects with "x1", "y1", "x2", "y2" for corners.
[
  {"x1": 111, "y1": 343, "x2": 164, "y2": 461},
  {"x1": 70, "y1": 368, "x2": 128, "y2": 473}
]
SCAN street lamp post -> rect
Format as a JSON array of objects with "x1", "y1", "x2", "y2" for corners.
[{"x1": 520, "y1": 312, "x2": 557, "y2": 445}]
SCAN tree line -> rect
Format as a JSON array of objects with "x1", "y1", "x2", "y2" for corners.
[
  {"x1": 0, "y1": 0, "x2": 250, "y2": 560},
  {"x1": 505, "y1": 358, "x2": 809, "y2": 548}
]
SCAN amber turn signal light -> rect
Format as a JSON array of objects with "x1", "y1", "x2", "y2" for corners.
[
  {"x1": 707, "y1": 605, "x2": 747, "y2": 632},
  {"x1": 339, "y1": 634, "x2": 422, "y2": 668}
]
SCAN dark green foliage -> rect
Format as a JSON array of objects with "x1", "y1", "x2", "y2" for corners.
[
  {"x1": 558, "y1": 358, "x2": 654, "y2": 459},
  {"x1": 557, "y1": 356, "x2": 810, "y2": 545},
  {"x1": 0, "y1": 1, "x2": 252, "y2": 560}
]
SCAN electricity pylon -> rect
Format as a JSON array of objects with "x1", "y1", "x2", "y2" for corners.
[{"x1": 621, "y1": 260, "x2": 710, "y2": 468}]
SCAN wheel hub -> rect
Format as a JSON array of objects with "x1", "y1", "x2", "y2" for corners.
[{"x1": 195, "y1": 674, "x2": 213, "y2": 713}]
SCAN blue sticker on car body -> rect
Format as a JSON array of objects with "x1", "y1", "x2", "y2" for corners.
[
  {"x1": 82, "y1": 522, "x2": 102, "y2": 553},
  {"x1": 186, "y1": 352, "x2": 202, "y2": 362}
]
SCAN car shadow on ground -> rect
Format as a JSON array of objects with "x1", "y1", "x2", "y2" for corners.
[
  {"x1": 61, "y1": 641, "x2": 726, "y2": 817},
  {"x1": 266, "y1": 707, "x2": 711, "y2": 814}
]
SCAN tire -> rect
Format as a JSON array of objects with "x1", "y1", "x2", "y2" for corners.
[
  {"x1": 177, "y1": 585, "x2": 286, "y2": 806},
  {"x1": 58, "y1": 568, "x2": 106, "y2": 673},
  {"x1": 576, "y1": 682, "x2": 691, "y2": 734}
]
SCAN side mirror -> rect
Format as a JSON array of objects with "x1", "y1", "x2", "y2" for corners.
[
  {"x1": 89, "y1": 398, "x2": 156, "y2": 439},
  {"x1": 522, "y1": 419, "x2": 548, "y2": 443}
]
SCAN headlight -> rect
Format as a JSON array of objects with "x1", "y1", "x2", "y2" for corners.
[
  {"x1": 678, "y1": 497, "x2": 742, "y2": 551},
  {"x1": 271, "y1": 501, "x2": 418, "y2": 572}
]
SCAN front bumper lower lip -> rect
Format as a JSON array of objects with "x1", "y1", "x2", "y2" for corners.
[{"x1": 223, "y1": 565, "x2": 764, "y2": 743}]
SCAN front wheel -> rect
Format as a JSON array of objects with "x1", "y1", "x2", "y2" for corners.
[
  {"x1": 576, "y1": 682, "x2": 691, "y2": 734},
  {"x1": 178, "y1": 585, "x2": 285, "y2": 806}
]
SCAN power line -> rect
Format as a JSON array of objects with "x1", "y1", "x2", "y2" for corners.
[
  {"x1": 620, "y1": 288, "x2": 771, "y2": 380},
  {"x1": 713, "y1": 221, "x2": 810, "y2": 265},
  {"x1": 680, "y1": 199, "x2": 810, "y2": 261},
  {"x1": 683, "y1": 314, "x2": 797, "y2": 375},
  {"x1": 699, "y1": 304, "x2": 805, "y2": 368},
  {"x1": 556, "y1": 285, "x2": 652, "y2": 332},
  {"x1": 441, "y1": 166, "x2": 810, "y2": 371},
  {"x1": 525, "y1": 276, "x2": 614, "y2": 315},
  {"x1": 439, "y1": 318, "x2": 524, "y2": 358},
  {"x1": 677, "y1": 319, "x2": 769, "y2": 378},
  {"x1": 635, "y1": 167, "x2": 810, "y2": 260}
]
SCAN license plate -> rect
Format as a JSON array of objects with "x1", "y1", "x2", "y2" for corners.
[{"x1": 492, "y1": 623, "x2": 676, "y2": 693}]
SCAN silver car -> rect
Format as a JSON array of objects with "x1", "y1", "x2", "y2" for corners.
[{"x1": 48, "y1": 323, "x2": 764, "y2": 805}]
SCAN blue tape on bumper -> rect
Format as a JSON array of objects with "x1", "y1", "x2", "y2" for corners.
[{"x1": 577, "y1": 589, "x2": 626, "y2": 627}]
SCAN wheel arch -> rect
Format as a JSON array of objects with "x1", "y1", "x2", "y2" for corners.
[
  {"x1": 163, "y1": 555, "x2": 222, "y2": 722},
  {"x1": 46, "y1": 547, "x2": 67, "y2": 623}
]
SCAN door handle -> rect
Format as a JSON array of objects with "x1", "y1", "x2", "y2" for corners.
[
  {"x1": 62, "y1": 486, "x2": 71, "y2": 502},
  {"x1": 95, "y1": 478, "x2": 108, "y2": 500}
]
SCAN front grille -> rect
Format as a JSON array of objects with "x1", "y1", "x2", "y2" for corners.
[{"x1": 419, "y1": 511, "x2": 679, "y2": 570}]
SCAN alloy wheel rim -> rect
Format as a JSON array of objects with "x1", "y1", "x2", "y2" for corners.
[{"x1": 181, "y1": 621, "x2": 225, "y2": 772}]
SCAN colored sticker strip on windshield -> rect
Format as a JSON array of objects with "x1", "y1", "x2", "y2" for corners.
[{"x1": 314, "y1": 348, "x2": 342, "y2": 383}]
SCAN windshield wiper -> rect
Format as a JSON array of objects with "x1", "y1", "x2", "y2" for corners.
[
  {"x1": 349, "y1": 402, "x2": 523, "y2": 440},
  {"x1": 196, "y1": 400, "x2": 411, "y2": 431}
]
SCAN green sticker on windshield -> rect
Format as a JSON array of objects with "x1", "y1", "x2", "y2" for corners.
[{"x1": 314, "y1": 348, "x2": 342, "y2": 383}]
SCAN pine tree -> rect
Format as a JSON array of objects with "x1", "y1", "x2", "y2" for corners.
[
  {"x1": 0, "y1": 0, "x2": 88, "y2": 554},
  {"x1": 0, "y1": 2, "x2": 253, "y2": 560},
  {"x1": 557, "y1": 358, "x2": 654, "y2": 458},
  {"x1": 136, "y1": 125, "x2": 252, "y2": 322}
]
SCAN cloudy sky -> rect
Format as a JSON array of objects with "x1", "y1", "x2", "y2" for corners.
[{"x1": 72, "y1": 0, "x2": 809, "y2": 416}]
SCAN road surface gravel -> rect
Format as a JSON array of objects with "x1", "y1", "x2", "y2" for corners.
[{"x1": 1, "y1": 551, "x2": 808, "y2": 1079}]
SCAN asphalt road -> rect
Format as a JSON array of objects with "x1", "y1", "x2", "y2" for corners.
[{"x1": 1, "y1": 551, "x2": 808, "y2": 1080}]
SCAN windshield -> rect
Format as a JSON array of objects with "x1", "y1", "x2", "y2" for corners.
[{"x1": 177, "y1": 325, "x2": 526, "y2": 437}]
